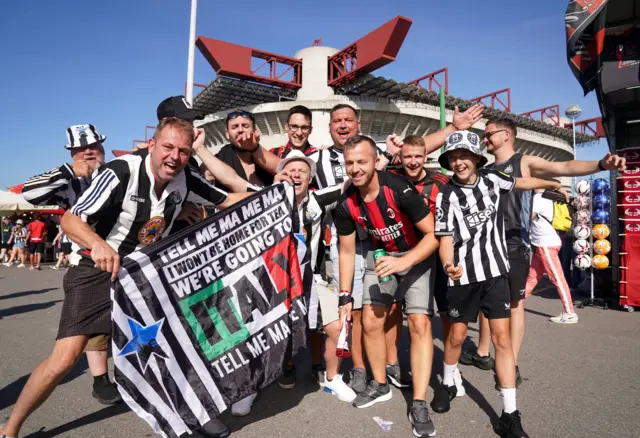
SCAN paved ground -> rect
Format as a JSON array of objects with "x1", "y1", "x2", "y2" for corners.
[{"x1": 1, "y1": 266, "x2": 639, "y2": 438}]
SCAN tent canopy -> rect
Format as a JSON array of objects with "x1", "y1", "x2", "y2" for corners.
[{"x1": 0, "y1": 190, "x2": 64, "y2": 216}]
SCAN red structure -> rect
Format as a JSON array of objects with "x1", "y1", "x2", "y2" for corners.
[
  {"x1": 564, "y1": 117, "x2": 605, "y2": 138},
  {"x1": 408, "y1": 67, "x2": 449, "y2": 94},
  {"x1": 469, "y1": 88, "x2": 511, "y2": 112},
  {"x1": 327, "y1": 16, "x2": 412, "y2": 86},
  {"x1": 196, "y1": 38, "x2": 302, "y2": 90},
  {"x1": 521, "y1": 105, "x2": 561, "y2": 126}
]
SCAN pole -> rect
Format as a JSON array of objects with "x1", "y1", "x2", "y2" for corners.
[
  {"x1": 589, "y1": 175, "x2": 595, "y2": 302},
  {"x1": 439, "y1": 86, "x2": 446, "y2": 174},
  {"x1": 572, "y1": 119, "x2": 576, "y2": 197},
  {"x1": 185, "y1": 0, "x2": 198, "y2": 104}
]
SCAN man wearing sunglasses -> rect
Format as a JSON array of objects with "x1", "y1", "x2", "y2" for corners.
[
  {"x1": 215, "y1": 110, "x2": 281, "y2": 190},
  {"x1": 460, "y1": 117, "x2": 626, "y2": 389},
  {"x1": 272, "y1": 105, "x2": 318, "y2": 159}
]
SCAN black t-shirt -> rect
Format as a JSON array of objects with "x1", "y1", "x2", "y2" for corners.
[
  {"x1": 334, "y1": 171, "x2": 430, "y2": 253},
  {"x1": 215, "y1": 144, "x2": 274, "y2": 191}
]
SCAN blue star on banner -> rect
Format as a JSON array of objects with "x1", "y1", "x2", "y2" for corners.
[{"x1": 118, "y1": 318, "x2": 168, "y2": 372}]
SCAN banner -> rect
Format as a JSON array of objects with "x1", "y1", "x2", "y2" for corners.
[
  {"x1": 112, "y1": 183, "x2": 308, "y2": 438},
  {"x1": 565, "y1": 0, "x2": 609, "y2": 95}
]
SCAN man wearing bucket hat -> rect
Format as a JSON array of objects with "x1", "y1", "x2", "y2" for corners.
[
  {"x1": 21, "y1": 124, "x2": 122, "y2": 406},
  {"x1": 431, "y1": 130, "x2": 567, "y2": 438}
]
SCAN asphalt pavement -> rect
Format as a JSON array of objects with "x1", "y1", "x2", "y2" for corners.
[{"x1": 1, "y1": 266, "x2": 639, "y2": 437}]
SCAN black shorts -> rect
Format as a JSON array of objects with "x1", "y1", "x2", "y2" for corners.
[
  {"x1": 28, "y1": 242, "x2": 45, "y2": 254},
  {"x1": 507, "y1": 245, "x2": 531, "y2": 302},
  {"x1": 434, "y1": 257, "x2": 449, "y2": 313},
  {"x1": 60, "y1": 242, "x2": 72, "y2": 255},
  {"x1": 0, "y1": 242, "x2": 11, "y2": 250},
  {"x1": 58, "y1": 266, "x2": 112, "y2": 339},
  {"x1": 446, "y1": 274, "x2": 511, "y2": 323}
]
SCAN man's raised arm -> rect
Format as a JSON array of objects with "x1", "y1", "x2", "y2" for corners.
[{"x1": 524, "y1": 152, "x2": 626, "y2": 179}]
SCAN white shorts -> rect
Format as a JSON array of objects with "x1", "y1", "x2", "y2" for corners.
[
  {"x1": 315, "y1": 275, "x2": 339, "y2": 327},
  {"x1": 330, "y1": 239, "x2": 367, "y2": 310}
]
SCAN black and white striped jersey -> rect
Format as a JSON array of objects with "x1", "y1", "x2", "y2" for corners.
[
  {"x1": 68, "y1": 154, "x2": 228, "y2": 266},
  {"x1": 314, "y1": 147, "x2": 348, "y2": 190},
  {"x1": 22, "y1": 163, "x2": 91, "y2": 210},
  {"x1": 435, "y1": 169, "x2": 515, "y2": 286}
]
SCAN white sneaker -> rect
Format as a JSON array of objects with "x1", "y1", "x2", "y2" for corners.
[
  {"x1": 453, "y1": 368, "x2": 466, "y2": 397},
  {"x1": 231, "y1": 393, "x2": 257, "y2": 417},
  {"x1": 2, "y1": 262, "x2": 10, "y2": 267},
  {"x1": 17, "y1": 264, "x2": 25, "y2": 268},
  {"x1": 550, "y1": 312, "x2": 579, "y2": 324},
  {"x1": 323, "y1": 373, "x2": 357, "y2": 402},
  {"x1": 51, "y1": 266, "x2": 59, "y2": 270}
]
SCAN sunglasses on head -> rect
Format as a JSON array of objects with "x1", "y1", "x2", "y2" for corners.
[{"x1": 226, "y1": 110, "x2": 255, "y2": 123}]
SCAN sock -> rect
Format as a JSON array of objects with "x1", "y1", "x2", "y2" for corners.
[
  {"x1": 501, "y1": 387, "x2": 517, "y2": 413},
  {"x1": 93, "y1": 373, "x2": 110, "y2": 386},
  {"x1": 443, "y1": 362, "x2": 458, "y2": 386}
]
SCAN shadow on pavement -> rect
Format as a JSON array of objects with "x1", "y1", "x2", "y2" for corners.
[
  {"x1": 23, "y1": 404, "x2": 131, "y2": 438},
  {"x1": 0, "y1": 355, "x2": 90, "y2": 410},
  {"x1": 0, "y1": 300, "x2": 63, "y2": 319},
  {"x1": 523, "y1": 308, "x2": 554, "y2": 318},
  {"x1": 0, "y1": 288, "x2": 57, "y2": 301}
]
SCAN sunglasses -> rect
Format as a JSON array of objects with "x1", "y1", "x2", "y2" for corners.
[
  {"x1": 226, "y1": 110, "x2": 255, "y2": 123},
  {"x1": 483, "y1": 129, "x2": 507, "y2": 140}
]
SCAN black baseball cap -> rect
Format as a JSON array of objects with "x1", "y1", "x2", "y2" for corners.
[{"x1": 157, "y1": 96, "x2": 206, "y2": 122}]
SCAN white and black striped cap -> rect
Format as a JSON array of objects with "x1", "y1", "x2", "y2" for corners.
[{"x1": 64, "y1": 124, "x2": 107, "y2": 150}]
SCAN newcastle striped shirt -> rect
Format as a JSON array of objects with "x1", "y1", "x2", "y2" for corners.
[
  {"x1": 22, "y1": 163, "x2": 90, "y2": 210},
  {"x1": 68, "y1": 153, "x2": 228, "y2": 266},
  {"x1": 435, "y1": 169, "x2": 515, "y2": 286}
]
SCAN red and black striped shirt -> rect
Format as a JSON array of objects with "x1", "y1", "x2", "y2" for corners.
[
  {"x1": 334, "y1": 171, "x2": 430, "y2": 253},
  {"x1": 271, "y1": 142, "x2": 318, "y2": 159},
  {"x1": 393, "y1": 168, "x2": 450, "y2": 213}
]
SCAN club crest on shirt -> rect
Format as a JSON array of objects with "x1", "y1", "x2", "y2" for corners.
[
  {"x1": 387, "y1": 207, "x2": 396, "y2": 219},
  {"x1": 332, "y1": 163, "x2": 346, "y2": 181},
  {"x1": 138, "y1": 216, "x2": 166, "y2": 245},
  {"x1": 503, "y1": 164, "x2": 513, "y2": 174}
]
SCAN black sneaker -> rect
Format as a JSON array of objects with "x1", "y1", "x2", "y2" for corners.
[
  {"x1": 311, "y1": 364, "x2": 325, "y2": 387},
  {"x1": 195, "y1": 418, "x2": 231, "y2": 438},
  {"x1": 348, "y1": 367, "x2": 368, "y2": 394},
  {"x1": 386, "y1": 362, "x2": 411, "y2": 388},
  {"x1": 494, "y1": 366, "x2": 522, "y2": 390},
  {"x1": 408, "y1": 400, "x2": 436, "y2": 437},
  {"x1": 430, "y1": 384, "x2": 457, "y2": 413},
  {"x1": 460, "y1": 350, "x2": 495, "y2": 370},
  {"x1": 92, "y1": 376, "x2": 123, "y2": 405},
  {"x1": 278, "y1": 364, "x2": 296, "y2": 389},
  {"x1": 494, "y1": 410, "x2": 529, "y2": 438},
  {"x1": 352, "y1": 381, "x2": 392, "y2": 408}
]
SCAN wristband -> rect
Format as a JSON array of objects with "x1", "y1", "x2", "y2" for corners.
[
  {"x1": 597, "y1": 159, "x2": 605, "y2": 171},
  {"x1": 338, "y1": 291, "x2": 353, "y2": 307},
  {"x1": 382, "y1": 150, "x2": 394, "y2": 161}
]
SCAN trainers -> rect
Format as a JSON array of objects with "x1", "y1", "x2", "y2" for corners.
[
  {"x1": 430, "y1": 384, "x2": 457, "y2": 413},
  {"x1": 408, "y1": 400, "x2": 436, "y2": 437},
  {"x1": 196, "y1": 418, "x2": 230, "y2": 438},
  {"x1": 352, "y1": 381, "x2": 392, "y2": 408},
  {"x1": 386, "y1": 362, "x2": 411, "y2": 388},
  {"x1": 494, "y1": 410, "x2": 529, "y2": 438},
  {"x1": 323, "y1": 374, "x2": 357, "y2": 402},
  {"x1": 51, "y1": 266, "x2": 59, "y2": 270},
  {"x1": 348, "y1": 367, "x2": 368, "y2": 394},
  {"x1": 494, "y1": 366, "x2": 522, "y2": 391},
  {"x1": 460, "y1": 350, "x2": 495, "y2": 370},
  {"x1": 278, "y1": 364, "x2": 296, "y2": 389},
  {"x1": 92, "y1": 378, "x2": 123, "y2": 405},
  {"x1": 550, "y1": 312, "x2": 578, "y2": 324},
  {"x1": 311, "y1": 364, "x2": 325, "y2": 387},
  {"x1": 0, "y1": 423, "x2": 17, "y2": 438},
  {"x1": 452, "y1": 368, "x2": 466, "y2": 397},
  {"x1": 231, "y1": 393, "x2": 257, "y2": 417},
  {"x1": 17, "y1": 264, "x2": 25, "y2": 268},
  {"x1": 2, "y1": 262, "x2": 10, "y2": 267}
]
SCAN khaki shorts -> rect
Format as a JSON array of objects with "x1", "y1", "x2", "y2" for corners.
[
  {"x1": 363, "y1": 250, "x2": 435, "y2": 315},
  {"x1": 85, "y1": 334, "x2": 110, "y2": 351},
  {"x1": 316, "y1": 277, "x2": 339, "y2": 327}
]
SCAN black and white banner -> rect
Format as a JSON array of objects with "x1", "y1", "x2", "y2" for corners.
[{"x1": 112, "y1": 183, "x2": 309, "y2": 437}]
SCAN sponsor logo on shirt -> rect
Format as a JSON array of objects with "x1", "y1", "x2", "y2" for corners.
[
  {"x1": 130, "y1": 195, "x2": 146, "y2": 203},
  {"x1": 463, "y1": 205, "x2": 496, "y2": 229},
  {"x1": 138, "y1": 216, "x2": 166, "y2": 245},
  {"x1": 367, "y1": 222, "x2": 404, "y2": 242}
]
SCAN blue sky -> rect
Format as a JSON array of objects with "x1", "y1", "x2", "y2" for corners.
[{"x1": 0, "y1": 0, "x2": 609, "y2": 189}]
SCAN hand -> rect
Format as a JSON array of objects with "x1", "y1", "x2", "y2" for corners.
[
  {"x1": 71, "y1": 160, "x2": 93, "y2": 178},
  {"x1": 452, "y1": 104, "x2": 484, "y2": 130},
  {"x1": 176, "y1": 202, "x2": 204, "y2": 225},
  {"x1": 385, "y1": 133, "x2": 403, "y2": 156},
  {"x1": 339, "y1": 302, "x2": 353, "y2": 329},
  {"x1": 236, "y1": 130, "x2": 260, "y2": 151},
  {"x1": 274, "y1": 170, "x2": 294, "y2": 186},
  {"x1": 558, "y1": 186, "x2": 570, "y2": 203},
  {"x1": 443, "y1": 261, "x2": 463, "y2": 280},
  {"x1": 375, "y1": 255, "x2": 410, "y2": 278},
  {"x1": 601, "y1": 152, "x2": 626, "y2": 171},
  {"x1": 90, "y1": 239, "x2": 120, "y2": 281},
  {"x1": 192, "y1": 128, "x2": 206, "y2": 152}
]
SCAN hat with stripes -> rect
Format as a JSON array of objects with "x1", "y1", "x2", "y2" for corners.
[
  {"x1": 64, "y1": 124, "x2": 107, "y2": 150},
  {"x1": 438, "y1": 130, "x2": 488, "y2": 171}
]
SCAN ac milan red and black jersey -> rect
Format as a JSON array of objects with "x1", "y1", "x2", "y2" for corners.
[
  {"x1": 393, "y1": 168, "x2": 450, "y2": 212},
  {"x1": 334, "y1": 171, "x2": 430, "y2": 253},
  {"x1": 271, "y1": 142, "x2": 319, "y2": 160}
]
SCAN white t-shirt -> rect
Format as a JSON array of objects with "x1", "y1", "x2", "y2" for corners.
[{"x1": 530, "y1": 193, "x2": 562, "y2": 247}]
